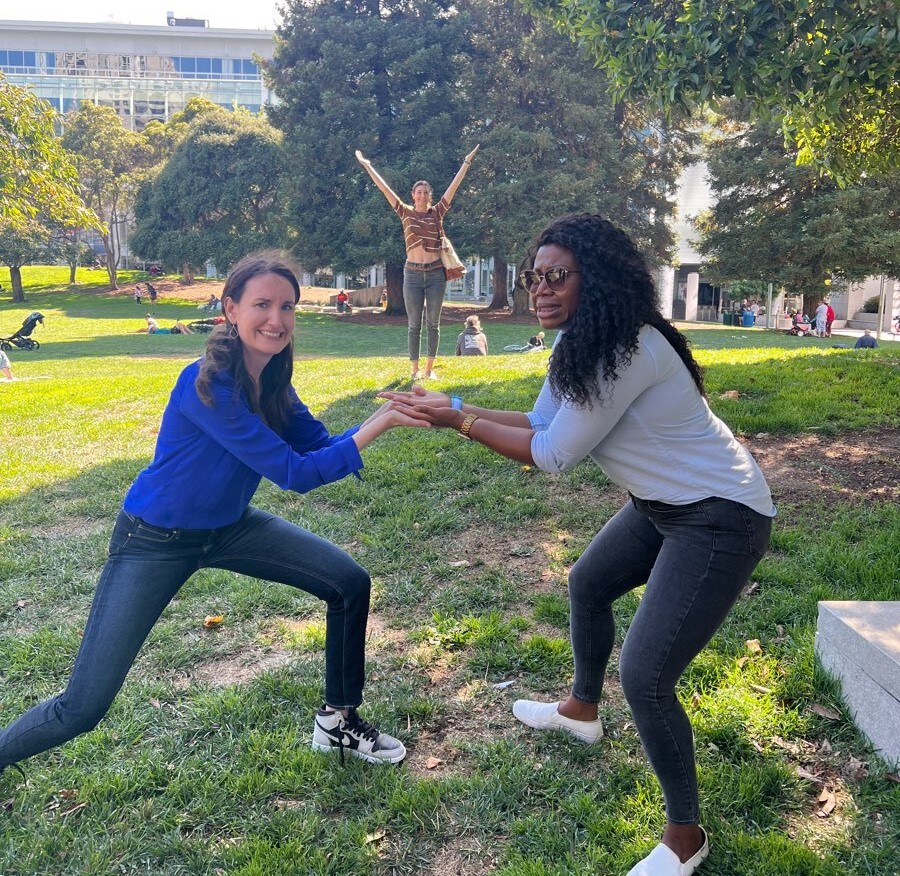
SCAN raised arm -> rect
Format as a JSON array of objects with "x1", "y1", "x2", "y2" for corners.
[
  {"x1": 355, "y1": 150, "x2": 401, "y2": 208},
  {"x1": 441, "y1": 144, "x2": 480, "y2": 206}
]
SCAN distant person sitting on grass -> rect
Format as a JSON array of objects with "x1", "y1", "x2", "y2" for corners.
[
  {"x1": 170, "y1": 320, "x2": 194, "y2": 335},
  {"x1": 0, "y1": 250, "x2": 430, "y2": 786},
  {"x1": 0, "y1": 348, "x2": 13, "y2": 381},
  {"x1": 854, "y1": 330, "x2": 877, "y2": 349},
  {"x1": 528, "y1": 331, "x2": 545, "y2": 350},
  {"x1": 145, "y1": 315, "x2": 160, "y2": 333},
  {"x1": 455, "y1": 314, "x2": 488, "y2": 356}
]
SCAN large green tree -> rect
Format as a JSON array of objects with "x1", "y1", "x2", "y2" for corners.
[
  {"x1": 522, "y1": 0, "x2": 900, "y2": 183},
  {"x1": 266, "y1": 0, "x2": 472, "y2": 311},
  {"x1": 456, "y1": 0, "x2": 687, "y2": 311},
  {"x1": 694, "y1": 114, "x2": 900, "y2": 307},
  {"x1": 131, "y1": 107, "x2": 285, "y2": 279},
  {"x1": 1, "y1": 76, "x2": 98, "y2": 300},
  {"x1": 62, "y1": 103, "x2": 154, "y2": 290}
]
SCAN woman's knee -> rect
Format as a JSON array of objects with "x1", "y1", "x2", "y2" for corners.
[
  {"x1": 334, "y1": 562, "x2": 371, "y2": 607},
  {"x1": 56, "y1": 692, "x2": 114, "y2": 737},
  {"x1": 618, "y1": 649, "x2": 659, "y2": 710}
]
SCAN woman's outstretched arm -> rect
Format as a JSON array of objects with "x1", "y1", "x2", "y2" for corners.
[
  {"x1": 355, "y1": 150, "x2": 401, "y2": 207},
  {"x1": 441, "y1": 144, "x2": 480, "y2": 206}
]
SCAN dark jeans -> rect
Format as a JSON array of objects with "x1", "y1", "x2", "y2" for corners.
[
  {"x1": 0, "y1": 507, "x2": 370, "y2": 768},
  {"x1": 403, "y1": 266, "x2": 446, "y2": 360},
  {"x1": 568, "y1": 496, "x2": 771, "y2": 824}
]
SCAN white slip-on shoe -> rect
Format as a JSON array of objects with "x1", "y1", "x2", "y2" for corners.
[
  {"x1": 512, "y1": 699, "x2": 603, "y2": 743},
  {"x1": 625, "y1": 829, "x2": 709, "y2": 876}
]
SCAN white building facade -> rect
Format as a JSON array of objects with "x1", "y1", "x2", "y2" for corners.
[{"x1": 0, "y1": 19, "x2": 274, "y2": 130}]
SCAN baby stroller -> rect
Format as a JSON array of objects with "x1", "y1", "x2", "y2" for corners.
[
  {"x1": 0, "y1": 312, "x2": 44, "y2": 351},
  {"x1": 786, "y1": 314, "x2": 814, "y2": 337}
]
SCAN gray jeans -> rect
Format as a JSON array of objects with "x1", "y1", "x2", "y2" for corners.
[
  {"x1": 568, "y1": 496, "x2": 771, "y2": 823},
  {"x1": 403, "y1": 266, "x2": 446, "y2": 360}
]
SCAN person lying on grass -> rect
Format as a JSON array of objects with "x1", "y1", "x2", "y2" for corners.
[
  {"x1": 381, "y1": 213, "x2": 775, "y2": 876},
  {"x1": 0, "y1": 250, "x2": 429, "y2": 780}
]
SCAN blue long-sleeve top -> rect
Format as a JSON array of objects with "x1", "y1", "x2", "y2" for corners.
[{"x1": 123, "y1": 359, "x2": 363, "y2": 529}]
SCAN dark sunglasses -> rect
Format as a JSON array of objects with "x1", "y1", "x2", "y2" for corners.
[{"x1": 518, "y1": 267, "x2": 581, "y2": 292}]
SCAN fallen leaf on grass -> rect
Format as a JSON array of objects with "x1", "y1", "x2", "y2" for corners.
[
  {"x1": 796, "y1": 766, "x2": 824, "y2": 784},
  {"x1": 149, "y1": 698, "x2": 162, "y2": 709},
  {"x1": 736, "y1": 656, "x2": 750, "y2": 669},
  {"x1": 755, "y1": 432, "x2": 769, "y2": 438},
  {"x1": 15, "y1": 599, "x2": 31, "y2": 610},
  {"x1": 493, "y1": 680, "x2": 516, "y2": 689},
  {"x1": 742, "y1": 581, "x2": 761, "y2": 597},
  {"x1": 365, "y1": 829, "x2": 386, "y2": 845},
  {"x1": 425, "y1": 756, "x2": 443, "y2": 770},
  {"x1": 203, "y1": 615, "x2": 224, "y2": 629},
  {"x1": 816, "y1": 788, "x2": 836, "y2": 817},
  {"x1": 745, "y1": 639, "x2": 763, "y2": 654},
  {"x1": 690, "y1": 693, "x2": 701, "y2": 708},
  {"x1": 58, "y1": 788, "x2": 78, "y2": 799},
  {"x1": 809, "y1": 703, "x2": 840, "y2": 720},
  {"x1": 447, "y1": 560, "x2": 470, "y2": 568},
  {"x1": 719, "y1": 390, "x2": 741, "y2": 400},
  {"x1": 749, "y1": 684, "x2": 773, "y2": 695},
  {"x1": 60, "y1": 802, "x2": 88, "y2": 817},
  {"x1": 886, "y1": 772, "x2": 900, "y2": 784},
  {"x1": 842, "y1": 756, "x2": 869, "y2": 780}
]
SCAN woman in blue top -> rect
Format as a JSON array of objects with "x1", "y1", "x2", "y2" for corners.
[{"x1": 0, "y1": 251, "x2": 427, "y2": 773}]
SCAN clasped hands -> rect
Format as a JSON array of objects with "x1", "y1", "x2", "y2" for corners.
[{"x1": 376, "y1": 385, "x2": 465, "y2": 431}]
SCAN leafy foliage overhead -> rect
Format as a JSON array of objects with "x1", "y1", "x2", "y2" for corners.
[{"x1": 521, "y1": 0, "x2": 900, "y2": 183}]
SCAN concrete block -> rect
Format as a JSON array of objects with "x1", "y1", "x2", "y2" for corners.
[{"x1": 815, "y1": 601, "x2": 900, "y2": 767}]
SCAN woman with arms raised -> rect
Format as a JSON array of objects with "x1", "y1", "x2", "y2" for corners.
[
  {"x1": 356, "y1": 145, "x2": 478, "y2": 380},
  {"x1": 383, "y1": 213, "x2": 775, "y2": 875},
  {"x1": 0, "y1": 251, "x2": 428, "y2": 779}
]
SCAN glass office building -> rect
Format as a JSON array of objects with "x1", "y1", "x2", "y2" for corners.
[{"x1": 0, "y1": 19, "x2": 274, "y2": 130}]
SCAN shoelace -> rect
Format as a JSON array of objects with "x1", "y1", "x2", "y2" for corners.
[{"x1": 343, "y1": 709, "x2": 380, "y2": 744}]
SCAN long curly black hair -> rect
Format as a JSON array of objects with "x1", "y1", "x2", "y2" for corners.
[
  {"x1": 532, "y1": 212, "x2": 705, "y2": 406},
  {"x1": 195, "y1": 250, "x2": 301, "y2": 433}
]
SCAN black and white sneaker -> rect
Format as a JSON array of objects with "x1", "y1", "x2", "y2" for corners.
[{"x1": 311, "y1": 706, "x2": 407, "y2": 765}]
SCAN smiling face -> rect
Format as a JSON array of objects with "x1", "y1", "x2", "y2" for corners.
[
  {"x1": 412, "y1": 182, "x2": 432, "y2": 212},
  {"x1": 223, "y1": 272, "x2": 297, "y2": 378},
  {"x1": 530, "y1": 244, "x2": 582, "y2": 330}
]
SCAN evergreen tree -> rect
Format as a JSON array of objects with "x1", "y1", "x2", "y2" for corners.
[
  {"x1": 455, "y1": 0, "x2": 687, "y2": 310},
  {"x1": 266, "y1": 0, "x2": 472, "y2": 311},
  {"x1": 131, "y1": 108, "x2": 285, "y2": 280},
  {"x1": 695, "y1": 114, "x2": 900, "y2": 308}
]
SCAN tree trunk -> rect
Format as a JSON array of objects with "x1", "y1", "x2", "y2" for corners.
[
  {"x1": 10, "y1": 266, "x2": 25, "y2": 303},
  {"x1": 182, "y1": 263, "x2": 195, "y2": 284},
  {"x1": 385, "y1": 261, "x2": 406, "y2": 316},
  {"x1": 512, "y1": 255, "x2": 532, "y2": 316},
  {"x1": 488, "y1": 257, "x2": 509, "y2": 310},
  {"x1": 69, "y1": 262, "x2": 77, "y2": 284},
  {"x1": 103, "y1": 236, "x2": 119, "y2": 290}
]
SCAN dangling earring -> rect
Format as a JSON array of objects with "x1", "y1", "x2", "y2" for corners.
[{"x1": 227, "y1": 323, "x2": 238, "y2": 339}]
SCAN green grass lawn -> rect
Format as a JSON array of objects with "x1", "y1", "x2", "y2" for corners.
[{"x1": 1, "y1": 280, "x2": 898, "y2": 875}]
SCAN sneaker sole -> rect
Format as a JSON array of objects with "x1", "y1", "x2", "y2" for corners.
[{"x1": 311, "y1": 740, "x2": 407, "y2": 765}]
